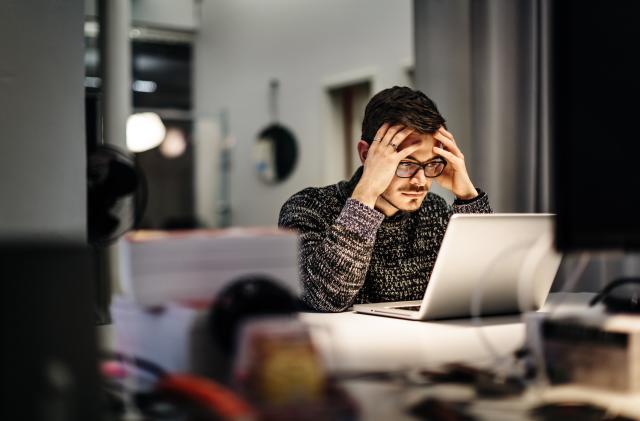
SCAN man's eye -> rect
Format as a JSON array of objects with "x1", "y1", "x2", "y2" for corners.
[
  {"x1": 426, "y1": 161, "x2": 444, "y2": 168},
  {"x1": 399, "y1": 162, "x2": 418, "y2": 168}
]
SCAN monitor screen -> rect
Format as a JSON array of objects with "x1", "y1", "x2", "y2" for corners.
[{"x1": 552, "y1": 0, "x2": 640, "y2": 251}]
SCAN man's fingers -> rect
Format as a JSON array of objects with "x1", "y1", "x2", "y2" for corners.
[
  {"x1": 434, "y1": 133, "x2": 463, "y2": 159},
  {"x1": 433, "y1": 145, "x2": 460, "y2": 164},
  {"x1": 381, "y1": 125, "x2": 403, "y2": 146},
  {"x1": 372, "y1": 123, "x2": 390, "y2": 143},
  {"x1": 398, "y1": 143, "x2": 421, "y2": 158},
  {"x1": 393, "y1": 127, "x2": 416, "y2": 149},
  {"x1": 382, "y1": 124, "x2": 406, "y2": 146},
  {"x1": 368, "y1": 123, "x2": 389, "y2": 153},
  {"x1": 438, "y1": 126, "x2": 455, "y2": 141},
  {"x1": 385, "y1": 126, "x2": 415, "y2": 151}
]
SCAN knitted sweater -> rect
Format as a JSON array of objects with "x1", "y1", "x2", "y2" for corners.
[{"x1": 278, "y1": 166, "x2": 493, "y2": 312}]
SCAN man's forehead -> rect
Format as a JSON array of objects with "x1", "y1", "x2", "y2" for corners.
[
  {"x1": 398, "y1": 132, "x2": 437, "y2": 160},
  {"x1": 399, "y1": 131, "x2": 435, "y2": 146}
]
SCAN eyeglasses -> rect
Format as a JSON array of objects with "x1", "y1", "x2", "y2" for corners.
[{"x1": 396, "y1": 158, "x2": 447, "y2": 178}]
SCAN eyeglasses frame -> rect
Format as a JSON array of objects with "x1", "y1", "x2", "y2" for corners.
[{"x1": 395, "y1": 158, "x2": 447, "y2": 179}]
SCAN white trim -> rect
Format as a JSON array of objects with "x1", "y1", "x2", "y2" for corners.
[{"x1": 321, "y1": 67, "x2": 377, "y2": 91}]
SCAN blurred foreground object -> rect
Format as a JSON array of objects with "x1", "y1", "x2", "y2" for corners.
[
  {"x1": 1, "y1": 244, "x2": 99, "y2": 421},
  {"x1": 99, "y1": 352, "x2": 256, "y2": 420},
  {"x1": 118, "y1": 228, "x2": 300, "y2": 306},
  {"x1": 208, "y1": 276, "x2": 300, "y2": 356},
  {"x1": 88, "y1": 144, "x2": 147, "y2": 324},
  {"x1": 541, "y1": 314, "x2": 640, "y2": 392},
  {"x1": 234, "y1": 318, "x2": 326, "y2": 404},
  {"x1": 157, "y1": 373, "x2": 256, "y2": 420},
  {"x1": 233, "y1": 317, "x2": 357, "y2": 420},
  {"x1": 88, "y1": 144, "x2": 147, "y2": 247},
  {"x1": 590, "y1": 278, "x2": 640, "y2": 314}
]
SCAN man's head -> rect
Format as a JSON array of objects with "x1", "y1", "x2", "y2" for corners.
[
  {"x1": 358, "y1": 87, "x2": 447, "y2": 214},
  {"x1": 361, "y1": 86, "x2": 446, "y2": 144}
]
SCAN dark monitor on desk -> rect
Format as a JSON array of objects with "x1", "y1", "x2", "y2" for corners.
[{"x1": 551, "y1": 0, "x2": 640, "y2": 251}]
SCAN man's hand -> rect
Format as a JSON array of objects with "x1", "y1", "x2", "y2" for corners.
[
  {"x1": 352, "y1": 123, "x2": 421, "y2": 208},
  {"x1": 433, "y1": 127, "x2": 478, "y2": 200}
]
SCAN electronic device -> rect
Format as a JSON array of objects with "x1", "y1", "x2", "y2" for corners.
[
  {"x1": 551, "y1": 0, "x2": 640, "y2": 251},
  {"x1": 353, "y1": 214, "x2": 562, "y2": 320},
  {"x1": 541, "y1": 313, "x2": 640, "y2": 392}
]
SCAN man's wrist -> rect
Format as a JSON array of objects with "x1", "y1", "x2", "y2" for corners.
[
  {"x1": 453, "y1": 179, "x2": 480, "y2": 200},
  {"x1": 351, "y1": 185, "x2": 378, "y2": 208},
  {"x1": 455, "y1": 187, "x2": 478, "y2": 201}
]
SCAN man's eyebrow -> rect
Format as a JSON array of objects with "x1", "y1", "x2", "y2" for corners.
[{"x1": 403, "y1": 155, "x2": 443, "y2": 163}]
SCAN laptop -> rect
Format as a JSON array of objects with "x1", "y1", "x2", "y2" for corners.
[{"x1": 353, "y1": 214, "x2": 562, "y2": 320}]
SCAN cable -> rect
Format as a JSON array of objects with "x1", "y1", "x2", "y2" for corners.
[
  {"x1": 158, "y1": 374, "x2": 255, "y2": 420},
  {"x1": 101, "y1": 351, "x2": 168, "y2": 379},
  {"x1": 589, "y1": 277, "x2": 640, "y2": 307},
  {"x1": 100, "y1": 352, "x2": 255, "y2": 419}
]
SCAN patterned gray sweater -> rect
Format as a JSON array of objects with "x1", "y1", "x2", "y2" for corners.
[{"x1": 278, "y1": 166, "x2": 492, "y2": 312}]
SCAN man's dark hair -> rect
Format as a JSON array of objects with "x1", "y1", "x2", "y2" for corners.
[{"x1": 361, "y1": 86, "x2": 446, "y2": 144}]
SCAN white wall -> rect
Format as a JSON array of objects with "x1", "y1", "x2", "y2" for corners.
[
  {"x1": 0, "y1": 0, "x2": 86, "y2": 242},
  {"x1": 85, "y1": 0, "x2": 199, "y2": 30},
  {"x1": 194, "y1": 0, "x2": 413, "y2": 226}
]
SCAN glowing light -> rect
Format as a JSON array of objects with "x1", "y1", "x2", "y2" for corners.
[
  {"x1": 84, "y1": 76, "x2": 102, "y2": 88},
  {"x1": 160, "y1": 128, "x2": 187, "y2": 158},
  {"x1": 132, "y1": 80, "x2": 157, "y2": 93},
  {"x1": 126, "y1": 112, "x2": 166, "y2": 152}
]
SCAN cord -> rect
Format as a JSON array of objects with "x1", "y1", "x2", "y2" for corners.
[
  {"x1": 101, "y1": 351, "x2": 168, "y2": 379},
  {"x1": 100, "y1": 352, "x2": 254, "y2": 420},
  {"x1": 589, "y1": 277, "x2": 640, "y2": 307}
]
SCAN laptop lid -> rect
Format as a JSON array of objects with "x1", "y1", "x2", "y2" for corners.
[{"x1": 421, "y1": 213, "x2": 561, "y2": 319}]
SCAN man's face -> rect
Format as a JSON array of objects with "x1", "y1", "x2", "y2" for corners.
[{"x1": 379, "y1": 131, "x2": 439, "y2": 212}]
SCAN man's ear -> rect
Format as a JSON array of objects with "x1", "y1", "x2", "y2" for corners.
[{"x1": 357, "y1": 140, "x2": 370, "y2": 164}]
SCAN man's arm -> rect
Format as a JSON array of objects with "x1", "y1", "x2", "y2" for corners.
[{"x1": 279, "y1": 192, "x2": 383, "y2": 312}]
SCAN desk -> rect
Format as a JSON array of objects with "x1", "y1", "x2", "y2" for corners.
[
  {"x1": 300, "y1": 293, "x2": 592, "y2": 373},
  {"x1": 296, "y1": 293, "x2": 640, "y2": 420},
  {"x1": 107, "y1": 293, "x2": 640, "y2": 420},
  {"x1": 301, "y1": 311, "x2": 524, "y2": 372}
]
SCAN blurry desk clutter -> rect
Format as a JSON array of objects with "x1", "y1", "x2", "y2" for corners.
[
  {"x1": 118, "y1": 228, "x2": 301, "y2": 306},
  {"x1": 105, "y1": 230, "x2": 639, "y2": 420},
  {"x1": 107, "y1": 290, "x2": 640, "y2": 419}
]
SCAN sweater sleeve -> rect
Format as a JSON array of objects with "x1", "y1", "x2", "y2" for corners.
[
  {"x1": 451, "y1": 188, "x2": 493, "y2": 214},
  {"x1": 278, "y1": 193, "x2": 384, "y2": 312}
]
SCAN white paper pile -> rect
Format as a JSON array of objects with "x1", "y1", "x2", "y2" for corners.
[{"x1": 118, "y1": 228, "x2": 300, "y2": 306}]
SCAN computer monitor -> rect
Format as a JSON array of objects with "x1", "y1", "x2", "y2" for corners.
[{"x1": 551, "y1": 0, "x2": 640, "y2": 251}]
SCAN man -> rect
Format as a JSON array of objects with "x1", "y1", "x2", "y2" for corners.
[{"x1": 279, "y1": 86, "x2": 492, "y2": 312}]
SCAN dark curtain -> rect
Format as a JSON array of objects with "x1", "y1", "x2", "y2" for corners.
[{"x1": 414, "y1": 0, "x2": 637, "y2": 292}]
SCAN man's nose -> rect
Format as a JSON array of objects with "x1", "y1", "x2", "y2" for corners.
[{"x1": 410, "y1": 169, "x2": 428, "y2": 186}]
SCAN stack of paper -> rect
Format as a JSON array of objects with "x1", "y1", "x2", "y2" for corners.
[{"x1": 118, "y1": 228, "x2": 300, "y2": 307}]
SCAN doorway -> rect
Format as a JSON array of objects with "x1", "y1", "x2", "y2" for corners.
[{"x1": 327, "y1": 80, "x2": 372, "y2": 181}]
